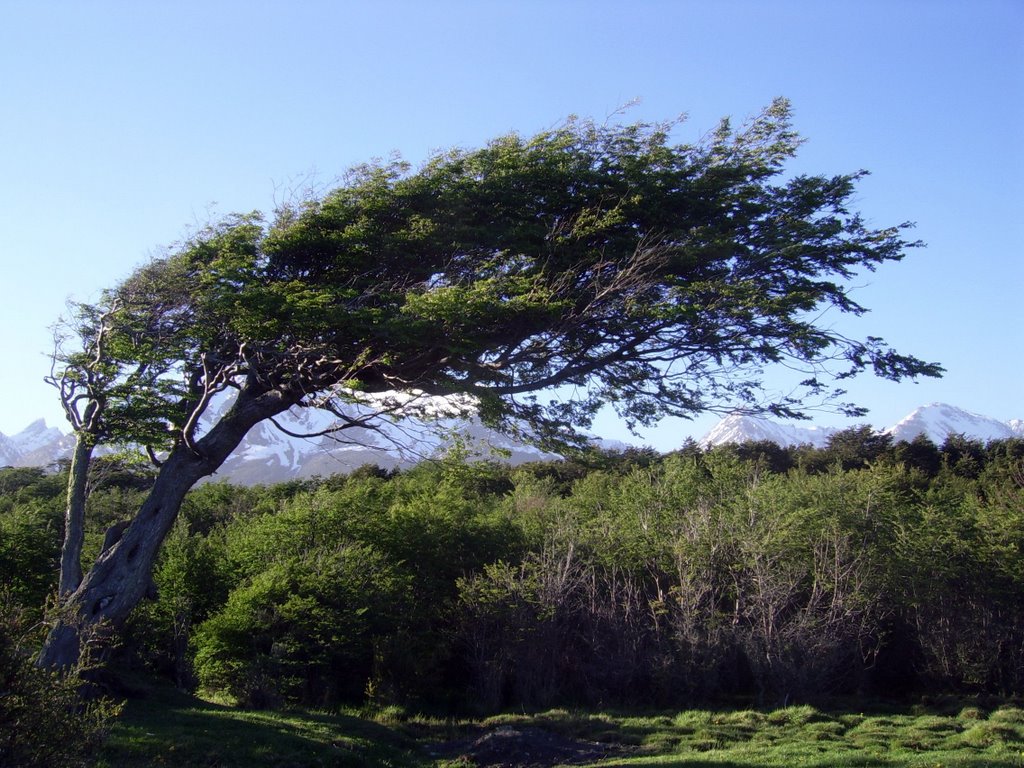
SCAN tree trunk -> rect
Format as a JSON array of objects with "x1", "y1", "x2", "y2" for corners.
[
  {"x1": 59, "y1": 437, "x2": 93, "y2": 596},
  {"x1": 39, "y1": 386, "x2": 296, "y2": 670}
]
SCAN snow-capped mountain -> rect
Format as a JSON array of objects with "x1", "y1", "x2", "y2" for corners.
[
  {"x1": 206, "y1": 391, "x2": 557, "y2": 484},
  {"x1": 0, "y1": 419, "x2": 75, "y2": 468},
  {"x1": 883, "y1": 403, "x2": 1022, "y2": 444},
  {"x1": 699, "y1": 413, "x2": 838, "y2": 449},
  {"x1": 3, "y1": 402, "x2": 1020, "y2": 483},
  {"x1": 0, "y1": 396, "x2": 556, "y2": 484},
  {"x1": 699, "y1": 403, "x2": 1023, "y2": 449}
]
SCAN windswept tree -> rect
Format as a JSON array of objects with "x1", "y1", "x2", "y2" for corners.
[{"x1": 40, "y1": 99, "x2": 941, "y2": 668}]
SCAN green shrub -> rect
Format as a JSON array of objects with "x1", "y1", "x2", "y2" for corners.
[
  {"x1": 0, "y1": 592, "x2": 121, "y2": 767},
  {"x1": 193, "y1": 544, "x2": 409, "y2": 707},
  {"x1": 0, "y1": 502, "x2": 60, "y2": 612}
]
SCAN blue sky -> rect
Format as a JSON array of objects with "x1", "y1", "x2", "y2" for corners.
[{"x1": 1, "y1": 0, "x2": 1021, "y2": 450}]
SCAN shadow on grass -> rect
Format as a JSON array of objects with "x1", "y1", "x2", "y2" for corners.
[
  {"x1": 98, "y1": 685, "x2": 431, "y2": 768},
  {"x1": 97, "y1": 686, "x2": 1024, "y2": 768}
]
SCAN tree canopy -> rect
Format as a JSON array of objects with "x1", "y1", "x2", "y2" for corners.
[
  {"x1": 40, "y1": 99, "x2": 941, "y2": 669},
  {"x1": 54, "y1": 98, "x2": 939, "y2": 454}
]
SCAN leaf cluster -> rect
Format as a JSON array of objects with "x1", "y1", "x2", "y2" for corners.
[
  {"x1": 52, "y1": 434, "x2": 1012, "y2": 712},
  {"x1": 51, "y1": 99, "x2": 941, "y2": 456}
]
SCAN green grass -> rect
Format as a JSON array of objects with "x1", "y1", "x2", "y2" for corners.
[
  {"x1": 94, "y1": 684, "x2": 434, "y2": 767},
  {"x1": 94, "y1": 685, "x2": 1024, "y2": 768},
  {"x1": 466, "y1": 704, "x2": 1024, "y2": 767}
]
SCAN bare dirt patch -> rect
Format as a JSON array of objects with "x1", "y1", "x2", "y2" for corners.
[{"x1": 429, "y1": 724, "x2": 631, "y2": 767}]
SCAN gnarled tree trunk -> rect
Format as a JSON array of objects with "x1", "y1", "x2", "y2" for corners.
[{"x1": 39, "y1": 386, "x2": 295, "y2": 670}]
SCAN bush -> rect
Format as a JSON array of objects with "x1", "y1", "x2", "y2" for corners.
[
  {"x1": 104, "y1": 447, "x2": 1024, "y2": 708},
  {"x1": 0, "y1": 591, "x2": 121, "y2": 767},
  {"x1": 0, "y1": 502, "x2": 60, "y2": 612},
  {"x1": 193, "y1": 544, "x2": 409, "y2": 707}
]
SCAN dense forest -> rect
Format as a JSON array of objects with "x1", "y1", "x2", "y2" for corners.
[{"x1": 2, "y1": 427, "x2": 1022, "y2": 718}]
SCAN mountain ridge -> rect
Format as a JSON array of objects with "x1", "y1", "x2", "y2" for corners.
[
  {"x1": 699, "y1": 403, "x2": 1023, "y2": 449},
  {"x1": 0, "y1": 397, "x2": 559, "y2": 484},
  {"x1": 2, "y1": 402, "x2": 1020, "y2": 484}
]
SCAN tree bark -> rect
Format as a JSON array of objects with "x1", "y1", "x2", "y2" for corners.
[
  {"x1": 39, "y1": 385, "x2": 296, "y2": 670},
  {"x1": 59, "y1": 436, "x2": 93, "y2": 597}
]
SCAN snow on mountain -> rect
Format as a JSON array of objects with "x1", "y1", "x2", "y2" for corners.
[
  {"x1": 0, "y1": 390, "x2": 554, "y2": 484},
  {"x1": 0, "y1": 433, "x2": 19, "y2": 466},
  {"x1": 700, "y1": 403, "x2": 1023, "y2": 449},
  {"x1": 5, "y1": 402, "x2": 1021, "y2": 481},
  {"x1": 12, "y1": 419, "x2": 64, "y2": 453},
  {"x1": 883, "y1": 403, "x2": 1017, "y2": 444},
  {"x1": 214, "y1": 403, "x2": 404, "y2": 484},
  {"x1": 0, "y1": 419, "x2": 73, "y2": 468},
  {"x1": 18, "y1": 434, "x2": 77, "y2": 468},
  {"x1": 203, "y1": 392, "x2": 555, "y2": 484},
  {"x1": 700, "y1": 413, "x2": 838, "y2": 448}
]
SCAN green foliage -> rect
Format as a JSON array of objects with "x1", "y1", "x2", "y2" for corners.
[
  {"x1": 46, "y1": 434, "x2": 1022, "y2": 713},
  {"x1": 0, "y1": 592, "x2": 122, "y2": 767},
  {"x1": 724, "y1": 466, "x2": 907, "y2": 700},
  {"x1": 193, "y1": 545, "x2": 408, "y2": 707},
  {"x1": 56, "y1": 99, "x2": 942, "y2": 464},
  {"x1": 0, "y1": 467, "x2": 64, "y2": 501},
  {"x1": 128, "y1": 517, "x2": 230, "y2": 686},
  {"x1": 0, "y1": 468, "x2": 65, "y2": 617},
  {"x1": 44, "y1": 100, "x2": 946, "y2": 677},
  {"x1": 179, "y1": 481, "x2": 268, "y2": 534},
  {"x1": 0, "y1": 501, "x2": 61, "y2": 612},
  {"x1": 895, "y1": 455, "x2": 1024, "y2": 693},
  {"x1": 453, "y1": 456, "x2": 928, "y2": 708},
  {"x1": 185, "y1": 462, "x2": 526, "y2": 708}
]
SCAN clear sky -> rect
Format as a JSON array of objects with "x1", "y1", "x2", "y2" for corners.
[{"x1": 1, "y1": 0, "x2": 1021, "y2": 451}]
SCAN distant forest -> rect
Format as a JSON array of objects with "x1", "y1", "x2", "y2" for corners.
[{"x1": 2, "y1": 427, "x2": 1022, "y2": 712}]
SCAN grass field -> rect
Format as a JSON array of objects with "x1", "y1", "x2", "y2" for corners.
[{"x1": 94, "y1": 684, "x2": 1024, "y2": 768}]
